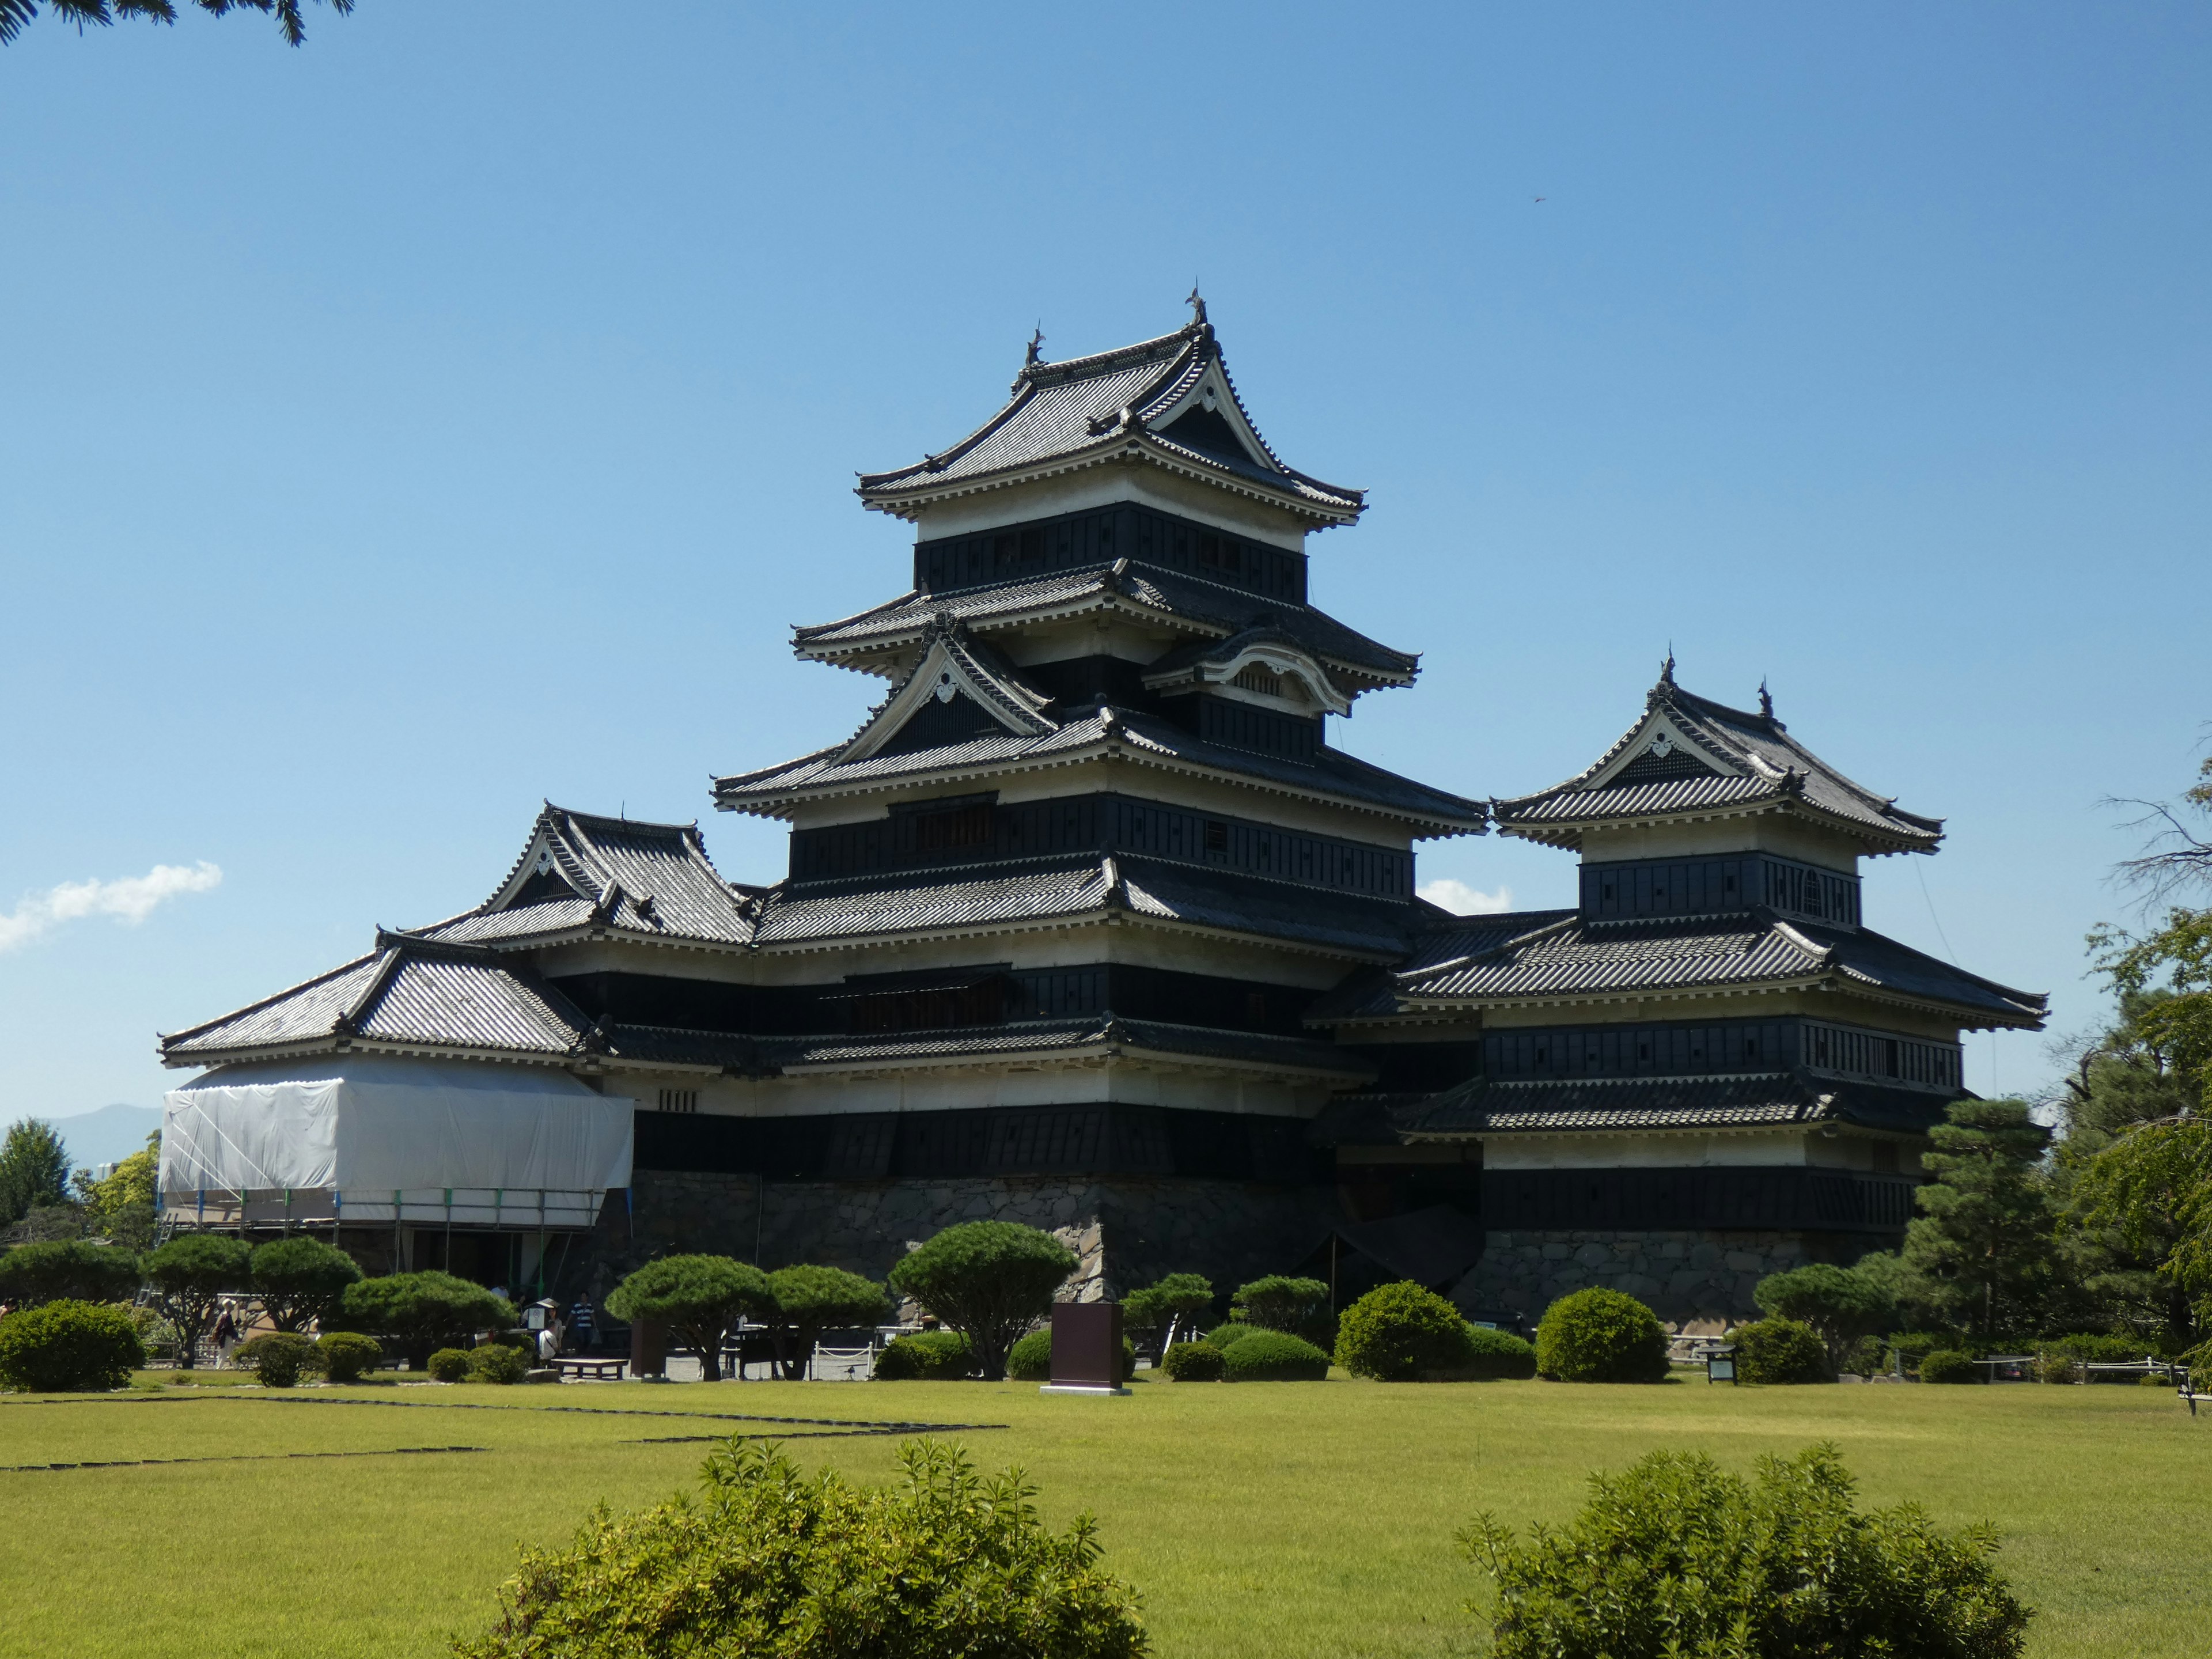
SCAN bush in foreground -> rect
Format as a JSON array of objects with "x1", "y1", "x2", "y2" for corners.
[
  {"x1": 1920, "y1": 1349, "x2": 1983, "y2": 1384},
  {"x1": 455, "y1": 1438, "x2": 1147, "y2": 1659},
  {"x1": 233, "y1": 1331, "x2": 320, "y2": 1387},
  {"x1": 1461, "y1": 1443, "x2": 2030, "y2": 1659},
  {"x1": 0, "y1": 1240, "x2": 141, "y2": 1309},
  {"x1": 1732, "y1": 1317, "x2": 1835, "y2": 1384},
  {"x1": 887, "y1": 1221, "x2": 1077, "y2": 1382},
  {"x1": 0, "y1": 1300, "x2": 145, "y2": 1392},
  {"x1": 1335, "y1": 1281, "x2": 1478, "y2": 1381},
  {"x1": 1535, "y1": 1288, "x2": 1669, "y2": 1384},
  {"x1": 426, "y1": 1347, "x2": 473, "y2": 1382},
  {"x1": 1220, "y1": 1329, "x2": 1330, "y2": 1381},
  {"x1": 873, "y1": 1330, "x2": 973, "y2": 1380},
  {"x1": 316, "y1": 1331, "x2": 382, "y2": 1383},
  {"x1": 1160, "y1": 1340, "x2": 1224, "y2": 1381}
]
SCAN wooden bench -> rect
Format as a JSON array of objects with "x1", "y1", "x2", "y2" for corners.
[{"x1": 557, "y1": 1358, "x2": 626, "y2": 1381}]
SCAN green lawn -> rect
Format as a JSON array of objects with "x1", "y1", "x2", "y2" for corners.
[{"x1": 0, "y1": 1370, "x2": 2202, "y2": 1659}]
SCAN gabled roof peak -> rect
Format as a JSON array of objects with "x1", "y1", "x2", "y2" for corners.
[
  {"x1": 859, "y1": 304, "x2": 1363, "y2": 525},
  {"x1": 1495, "y1": 665, "x2": 1943, "y2": 856}
]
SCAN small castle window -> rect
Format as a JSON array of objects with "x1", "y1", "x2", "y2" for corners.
[
  {"x1": 657, "y1": 1089, "x2": 698, "y2": 1114},
  {"x1": 1204, "y1": 820, "x2": 1229, "y2": 854},
  {"x1": 1245, "y1": 992, "x2": 1267, "y2": 1025}
]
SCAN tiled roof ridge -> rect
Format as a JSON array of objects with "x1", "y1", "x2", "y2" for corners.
[
  {"x1": 1016, "y1": 321, "x2": 1200, "y2": 388},
  {"x1": 158, "y1": 948, "x2": 385, "y2": 1049}
]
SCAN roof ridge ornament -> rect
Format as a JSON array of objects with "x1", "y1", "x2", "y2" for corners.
[
  {"x1": 1758, "y1": 678, "x2": 1774, "y2": 722},
  {"x1": 1185, "y1": 285, "x2": 1207, "y2": 328}
]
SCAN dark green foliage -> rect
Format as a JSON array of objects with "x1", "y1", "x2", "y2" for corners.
[
  {"x1": 1119, "y1": 1272, "x2": 1214, "y2": 1347},
  {"x1": 233, "y1": 1331, "x2": 319, "y2": 1387},
  {"x1": 0, "y1": 1240, "x2": 139, "y2": 1308},
  {"x1": 1731, "y1": 1318, "x2": 1834, "y2": 1384},
  {"x1": 249, "y1": 1236, "x2": 361, "y2": 1333},
  {"x1": 1753, "y1": 1262, "x2": 1896, "y2": 1370},
  {"x1": 764, "y1": 1264, "x2": 887, "y2": 1380},
  {"x1": 1463, "y1": 1325, "x2": 1540, "y2": 1380},
  {"x1": 342, "y1": 1271, "x2": 515, "y2": 1371},
  {"x1": 468, "y1": 1344, "x2": 531, "y2": 1385},
  {"x1": 2046, "y1": 1332, "x2": 2151, "y2": 1367},
  {"x1": 426, "y1": 1347, "x2": 473, "y2": 1382},
  {"x1": 1159, "y1": 1340, "x2": 1224, "y2": 1381},
  {"x1": 1229, "y1": 1274, "x2": 1334, "y2": 1349},
  {"x1": 1005, "y1": 1328, "x2": 1132, "y2": 1382},
  {"x1": 453, "y1": 1438, "x2": 1147, "y2": 1659},
  {"x1": 0, "y1": 1119, "x2": 71, "y2": 1227},
  {"x1": 604, "y1": 1255, "x2": 770, "y2": 1383},
  {"x1": 0, "y1": 0, "x2": 357, "y2": 50},
  {"x1": 887, "y1": 1221, "x2": 1077, "y2": 1381},
  {"x1": 1535, "y1": 1288, "x2": 1670, "y2": 1384},
  {"x1": 1461, "y1": 1444, "x2": 2031, "y2": 1659},
  {"x1": 145, "y1": 1233, "x2": 253, "y2": 1369},
  {"x1": 1335, "y1": 1281, "x2": 1478, "y2": 1381},
  {"x1": 1903, "y1": 1099, "x2": 2059, "y2": 1340},
  {"x1": 0, "y1": 1299, "x2": 145, "y2": 1392},
  {"x1": 1919, "y1": 1349, "x2": 1983, "y2": 1384},
  {"x1": 316, "y1": 1331, "x2": 382, "y2": 1382},
  {"x1": 872, "y1": 1330, "x2": 972, "y2": 1381},
  {"x1": 1205, "y1": 1320, "x2": 1263, "y2": 1350},
  {"x1": 1219, "y1": 1329, "x2": 1330, "y2": 1381}
]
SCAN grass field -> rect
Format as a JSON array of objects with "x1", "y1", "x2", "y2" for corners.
[{"x1": 0, "y1": 1369, "x2": 2203, "y2": 1659}]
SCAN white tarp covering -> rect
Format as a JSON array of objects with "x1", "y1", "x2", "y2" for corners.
[{"x1": 161, "y1": 1056, "x2": 632, "y2": 1226}]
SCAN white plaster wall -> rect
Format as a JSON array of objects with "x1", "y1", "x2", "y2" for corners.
[
  {"x1": 1479, "y1": 1129, "x2": 1813, "y2": 1169},
  {"x1": 1578, "y1": 817, "x2": 1863, "y2": 874},
  {"x1": 906, "y1": 465, "x2": 1314, "y2": 550}
]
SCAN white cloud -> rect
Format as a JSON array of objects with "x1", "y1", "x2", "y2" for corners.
[
  {"x1": 1418, "y1": 877, "x2": 1514, "y2": 915},
  {"x1": 0, "y1": 862, "x2": 223, "y2": 953}
]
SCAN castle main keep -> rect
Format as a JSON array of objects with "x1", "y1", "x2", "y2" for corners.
[{"x1": 158, "y1": 303, "x2": 2044, "y2": 1325}]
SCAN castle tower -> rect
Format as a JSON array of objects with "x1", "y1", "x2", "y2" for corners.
[{"x1": 1310, "y1": 666, "x2": 2046, "y2": 1324}]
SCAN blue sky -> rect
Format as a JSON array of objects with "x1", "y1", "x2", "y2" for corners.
[{"x1": 2, "y1": 2, "x2": 2206, "y2": 1133}]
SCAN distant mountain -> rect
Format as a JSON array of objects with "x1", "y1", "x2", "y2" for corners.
[{"x1": 3, "y1": 1103, "x2": 162, "y2": 1173}]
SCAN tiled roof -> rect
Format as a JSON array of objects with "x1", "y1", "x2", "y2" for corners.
[
  {"x1": 1402, "y1": 1071, "x2": 1956, "y2": 1137},
  {"x1": 752, "y1": 854, "x2": 1422, "y2": 958},
  {"x1": 714, "y1": 703, "x2": 1485, "y2": 834},
  {"x1": 768, "y1": 1013, "x2": 1369, "y2": 1078},
  {"x1": 162, "y1": 934, "x2": 590, "y2": 1065},
  {"x1": 1310, "y1": 909, "x2": 2046, "y2": 1027},
  {"x1": 1493, "y1": 673, "x2": 1944, "y2": 854},
  {"x1": 855, "y1": 313, "x2": 1363, "y2": 522},
  {"x1": 412, "y1": 804, "x2": 754, "y2": 951},
  {"x1": 793, "y1": 559, "x2": 1418, "y2": 685}
]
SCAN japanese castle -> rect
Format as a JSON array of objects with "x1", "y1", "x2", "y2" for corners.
[{"x1": 157, "y1": 301, "x2": 2044, "y2": 1324}]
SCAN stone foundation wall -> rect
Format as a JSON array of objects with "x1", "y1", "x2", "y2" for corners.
[
  {"x1": 1453, "y1": 1229, "x2": 1821, "y2": 1328},
  {"x1": 566, "y1": 1169, "x2": 1335, "y2": 1315}
]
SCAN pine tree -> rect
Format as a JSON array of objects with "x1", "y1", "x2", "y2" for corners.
[
  {"x1": 0, "y1": 1119, "x2": 72, "y2": 1228},
  {"x1": 1900, "y1": 1099, "x2": 2057, "y2": 1340}
]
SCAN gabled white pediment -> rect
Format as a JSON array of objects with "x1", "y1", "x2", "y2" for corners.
[
  {"x1": 1145, "y1": 635, "x2": 1351, "y2": 717},
  {"x1": 1585, "y1": 710, "x2": 1740, "y2": 790},
  {"x1": 1148, "y1": 362, "x2": 1276, "y2": 474},
  {"x1": 840, "y1": 634, "x2": 1055, "y2": 763},
  {"x1": 487, "y1": 825, "x2": 592, "y2": 911}
]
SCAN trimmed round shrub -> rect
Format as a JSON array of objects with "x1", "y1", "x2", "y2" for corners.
[
  {"x1": 1918, "y1": 1349, "x2": 1982, "y2": 1384},
  {"x1": 1535, "y1": 1288, "x2": 1669, "y2": 1384},
  {"x1": 1730, "y1": 1318, "x2": 1834, "y2": 1385},
  {"x1": 426, "y1": 1347, "x2": 473, "y2": 1382},
  {"x1": 1206, "y1": 1321, "x2": 1267, "y2": 1350},
  {"x1": 872, "y1": 1330, "x2": 972, "y2": 1381},
  {"x1": 248, "y1": 1236, "x2": 361, "y2": 1332},
  {"x1": 1003, "y1": 1328, "x2": 1135, "y2": 1383},
  {"x1": 468, "y1": 1343, "x2": 531, "y2": 1385},
  {"x1": 764, "y1": 1263, "x2": 889, "y2": 1380},
  {"x1": 1219, "y1": 1329, "x2": 1330, "y2": 1381},
  {"x1": 0, "y1": 1300, "x2": 145, "y2": 1392},
  {"x1": 1160, "y1": 1340, "x2": 1225, "y2": 1381},
  {"x1": 607, "y1": 1255, "x2": 771, "y2": 1384},
  {"x1": 1463, "y1": 1325, "x2": 1539, "y2": 1381},
  {"x1": 343, "y1": 1271, "x2": 516, "y2": 1372},
  {"x1": 1335, "y1": 1281, "x2": 1477, "y2": 1381},
  {"x1": 317, "y1": 1331, "x2": 383, "y2": 1383},
  {"x1": 886, "y1": 1221, "x2": 1077, "y2": 1382},
  {"x1": 233, "y1": 1331, "x2": 320, "y2": 1388}
]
